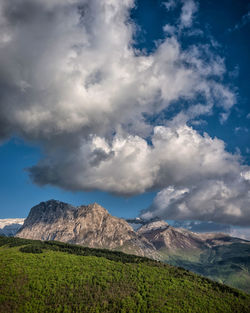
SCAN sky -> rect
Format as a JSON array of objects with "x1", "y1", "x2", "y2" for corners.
[{"x1": 0, "y1": 0, "x2": 249, "y2": 228}]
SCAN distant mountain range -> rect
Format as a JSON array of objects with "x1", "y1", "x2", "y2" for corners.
[
  {"x1": 127, "y1": 218, "x2": 250, "y2": 241},
  {"x1": 2, "y1": 199, "x2": 250, "y2": 292},
  {"x1": 0, "y1": 218, "x2": 25, "y2": 236}
]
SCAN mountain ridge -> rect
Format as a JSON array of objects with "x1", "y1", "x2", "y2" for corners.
[{"x1": 17, "y1": 199, "x2": 249, "y2": 252}]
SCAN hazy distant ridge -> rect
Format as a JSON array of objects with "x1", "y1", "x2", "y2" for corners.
[{"x1": 0, "y1": 218, "x2": 25, "y2": 236}]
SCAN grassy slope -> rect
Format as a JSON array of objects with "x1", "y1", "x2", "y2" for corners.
[
  {"x1": 0, "y1": 237, "x2": 250, "y2": 313},
  {"x1": 163, "y1": 243, "x2": 250, "y2": 293}
]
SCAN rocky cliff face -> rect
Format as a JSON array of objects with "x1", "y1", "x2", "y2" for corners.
[{"x1": 16, "y1": 200, "x2": 159, "y2": 258}]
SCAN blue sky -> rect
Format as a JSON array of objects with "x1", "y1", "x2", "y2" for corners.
[
  {"x1": 0, "y1": 0, "x2": 249, "y2": 224},
  {"x1": 131, "y1": 0, "x2": 250, "y2": 158}
]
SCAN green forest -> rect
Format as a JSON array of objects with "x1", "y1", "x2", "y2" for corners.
[{"x1": 0, "y1": 236, "x2": 249, "y2": 313}]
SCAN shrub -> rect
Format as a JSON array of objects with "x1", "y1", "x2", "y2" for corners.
[{"x1": 19, "y1": 245, "x2": 43, "y2": 254}]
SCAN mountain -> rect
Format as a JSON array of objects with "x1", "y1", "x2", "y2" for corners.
[
  {"x1": 16, "y1": 200, "x2": 158, "y2": 258},
  {"x1": 137, "y1": 221, "x2": 204, "y2": 250},
  {"x1": 0, "y1": 218, "x2": 25, "y2": 236},
  {"x1": 137, "y1": 221, "x2": 248, "y2": 251},
  {"x1": 1, "y1": 236, "x2": 250, "y2": 313},
  {"x1": 137, "y1": 220, "x2": 250, "y2": 293}
]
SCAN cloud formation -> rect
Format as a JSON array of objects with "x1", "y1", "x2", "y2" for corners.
[
  {"x1": 30, "y1": 125, "x2": 240, "y2": 195},
  {"x1": 228, "y1": 11, "x2": 250, "y2": 32},
  {"x1": 142, "y1": 173, "x2": 250, "y2": 226},
  {"x1": 0, "y1": 0, "x2": 234, "y2": 141},
  {"x1": 0, "y1": 0, "x2": 249, "y2": 225},
  {"x1": 180, "y1": 0, "x2": 198, "y2": 28}
]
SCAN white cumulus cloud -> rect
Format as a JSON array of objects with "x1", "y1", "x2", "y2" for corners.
[{"x1": 0, "y1": 0, "x2": 249, "y2": 225}]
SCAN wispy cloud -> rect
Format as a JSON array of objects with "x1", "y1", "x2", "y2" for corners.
[
  {"x1": 179, "y1": 0, "x2": 198, "y2": 28},
  {"x1": 228, "y1": 11, "x2": 250, "y2": 32},
  {"x1": 163, "y1": 0, "x2": 176, "y2": 11},
  {"x1": 234, "y1": 126, "x2": 248, "y2": 133}
]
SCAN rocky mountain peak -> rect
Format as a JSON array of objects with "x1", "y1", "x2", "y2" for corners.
[
  {"x1": 21, "y1": 200, "x2": 76, "y2": 227},
  {"x1": 78, "y1": 202, "x2": 108, "y2": 215},
  {"x1": 30, "y1": 199, "x2": 75, "y2": 213}
]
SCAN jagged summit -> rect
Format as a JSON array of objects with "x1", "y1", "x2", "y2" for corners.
[
  {"x1": 30, "y1": 199, "x2": 76, "y2": 212},
  {"x1": 21, "y1": 200, "x2": 76, "y2": 227},
  {"x1": 23, "y1": 200, "x2": 110, "y2": 226},
  {"x1": 79, "y1": 202, "x2": 109, "y2": 214},
  {"x1": 40, "y1": 199, "x2": 72, "y2": 206}
]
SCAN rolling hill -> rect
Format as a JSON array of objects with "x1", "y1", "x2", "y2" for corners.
[{"x1": 0, "y1": 236, "x2": 250, "y2": 313}]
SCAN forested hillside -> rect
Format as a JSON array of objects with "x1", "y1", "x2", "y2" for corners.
[{"x1": 0, "y1": 236, "x2": 249, "y2": 313}]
